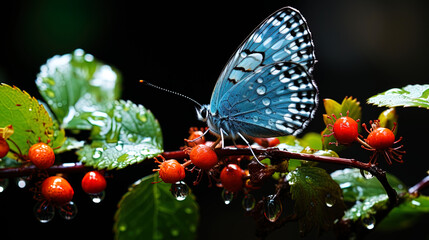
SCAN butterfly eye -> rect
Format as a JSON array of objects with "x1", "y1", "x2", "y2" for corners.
[{"x1": 197, "y1": 106, "x2": 209, "y2": 122}]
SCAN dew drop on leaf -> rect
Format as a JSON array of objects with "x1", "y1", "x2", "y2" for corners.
[
  {"x1": 115, "y1": 141, "x2": 124, "y2": 151},
  {"x1": 362, "y1": 216, "x2": 375, "y2": 230},
  {"x1": 92, "y1": 148, "x2": 104, "y2": 160},
  {"x1": 170, "y1": 228, "x2": 180, "y2": 237},
  {"x1": 58, "y1": 201, "x2": 78, "y2": 220},
  {"x1": 242, "y1": 193, "x2": 256, "y2": 211},
  {"x1": 263, "y1": 195, "x2": 282, "y2": 222},
  {"x1": 222, "y1": 189, "x2": 234, "y2": 205},
  {"x1": 360, "y1": 169, "x2": 374, "y2": 179},
  {"x1": 33, "y1": 200, "x2": 55, "y2": 223},
  {"x1": 170, "y1": 181, "x2": 188, "y2": 201},
  {"x1": 325, "y1": 193, "x2": 336, "y2": 208}
]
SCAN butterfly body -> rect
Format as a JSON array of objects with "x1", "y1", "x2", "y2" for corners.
[{"x1": 198, "y1": 7, "x2": 318, "y2": 143}]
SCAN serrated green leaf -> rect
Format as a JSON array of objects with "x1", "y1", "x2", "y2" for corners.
[
  {"x1": 287, "y1": 166, "x2": 346, "y2": 234},
  {"x1": 114, "y1": 174, "x2": 199, "y2": 240},
  {"x1": 35, "y1": 49, "x2": 122, "y2": 130},
  {"x1": 378, "y1": 195, "x2": 429, "y2": 231},
  {"x1": 0, "y1": 84, "x2": 64, "y2": 160},
  {"x1": 368, "y1": 84, "x2": 429, "y2": 108},
  {"x1": 77, "y1": 100, "x2": 163, "y2": 169}
]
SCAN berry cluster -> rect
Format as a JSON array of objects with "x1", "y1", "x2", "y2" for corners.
[{"x1": 324, "y1": 112, "x2": 405, "y2": 165}]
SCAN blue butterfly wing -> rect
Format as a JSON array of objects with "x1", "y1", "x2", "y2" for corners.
[
  {"x1": 210, "y1": 7, "x2": 316, "y2": 114},
  {"x1": 216, "y1": 62, "x2": 318, "y2": 138}
]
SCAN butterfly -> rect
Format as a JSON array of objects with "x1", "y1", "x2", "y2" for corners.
[{"x1": 196, "y1": 7, "x2": 318, "y2": 148}]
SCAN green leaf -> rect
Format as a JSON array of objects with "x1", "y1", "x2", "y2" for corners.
[
  {"x1": 0, "y1": 84, "x2": 64, "y2": 160},
  {"x1": 77, "y1": 100, "x2": 163, "y2": 169},
  {"x1": 367, "y1": 84, "x2": 429, "y2": 108},
  {"x1": 331, "y1": 168, "x2": 407, "y2": 224},
  {"x1": 322, "y1": 97, "x2": 362, "y2": 151},
  {"x1": 378, "y1": 108, "x2": 398, "y2": 134},
  {"x1": 287, "y1": 166, "x2": 346, "y2": 234},
  {"x1": 331, "y1": 168, "x2": 406, "y2": 202},
  {"x1": 114, "y1": 174, "x2": 199, "y2": 240},
  {"x1": 377, "y1": 195, "x2": 429, "y2": 231},
  {"x1": 35, "y1": 49, "x2": 122, "y2": 130}
]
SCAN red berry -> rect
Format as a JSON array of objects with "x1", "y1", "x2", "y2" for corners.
[
  {"x1": 254, "y1": 137, "x2": 280, "y2": 148},
  {"x1": 189, "y1": 144, "x2": 218, "y2": 170},
  {"x1": 187, "y1": 130, "x2": 205, "y2": 147},
  {"x1": 156, "y1": 159, "x2": 186, "y2": 183},
  {"x1": 41, "y1": 176, "x2": 74, "y2": 206},
  {"x1": 220, "y1": 164, "x2": 244, "y2": 192},
  {"x1": 0, "y1": 137, "x2": 9, "y2": 158},
  {"x1": 332, "y1": 116, "x2": 359, "y2": 145},
  {"x1": 365, "y1": 127, "x2": 395, "y2": 150},
  {"x1": 28, "y1": 142, "x2": 55, "y2": 169},
  {"x1": 81, "y1": 171, "x2": 107, "y2": 194}
]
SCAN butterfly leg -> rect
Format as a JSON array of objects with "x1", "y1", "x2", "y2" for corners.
[{"x1": 237, "y1": 132, "x2": 265, "y2": 167}]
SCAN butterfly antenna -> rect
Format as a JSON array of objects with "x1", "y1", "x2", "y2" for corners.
[{"x1": 139, "y1": 80, "x2": 202, "y2": 108}]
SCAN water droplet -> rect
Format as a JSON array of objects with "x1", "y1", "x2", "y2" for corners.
[
  {"x1": 115, "y1": 141, "x2": 124, "y2": 151},
  {"x1": 127, "y1": 133, "x2": 138, "y2": 143},
  {"x1": 89, "y1": 191, "x2": 105, "y2": 203},
  {"x1": 28, "y1": 107, "x2": 33, "y2": 112},
  {"x1": 360, "y1": 169, "x2": 374, "y2": 179},
  {"x1": 325, "y1": 193, "x2": 335, "y2": 208},
  {"x1": 242, "y1": 194, "x2": 256, "y2": 211},
  {"x1": 45, "y1": 89, "x2": 55, "y2": 98},
  {"x1": 257, "y1": 78, "x2": 264, "y2": 83},
  {"x1": 170, "y1": 181, "x2": 188, "y2": 201},
  {"x1": 265, "y1": 108, "x2": 273, "y2": 114},
  {"x1": 222, "y1": 189, "x2": 234, "y2": 205},
  {"x1": 184, "y1": 207, "x2": 193, "y2": 214},
  {"x1": 33, "y1": 201, "x2": 55, "y2": 223},
  {"x1": 92, "y1": 148, "x2": 104, "y2": 160},
  {"x1": 263, "y1": 195, "x2": 282, "y2": 222},
  {"x1": 0, "y1": 178, "x2": 9, "y2": 193},
  {"x1": 252, "y1": 116, "x2": 259, "y2": 122},
  {"x1": 411, "y1": 200, "x2": 421, "y2": 207},
  {"x1": 58, "y1": 201, "x2": 78, "y2": 220},
  {"x1": 118, "y1": 224, "x2": 127, "y2": 232},
  {"x1": 262, "y1": 98, "x2": 271, "y2": 106},
  {"x1": 16, "y1": 177, "x2": 27, "y2": 189},
  {"x1": 114, "y1": 114, "x2": 123, "y2": 122},
  {"x1": 362, "y1": 216, "x2": 375, "y2": 230},
  {"x1": 136, "y1": 112, "x2": 147, "y2": 122},
  {"x1": 256, "y1": 86, "x2": 267, "y2": 95},
  {"x1": 170, "y1": 228, "x2": 180, "y2": 237}
]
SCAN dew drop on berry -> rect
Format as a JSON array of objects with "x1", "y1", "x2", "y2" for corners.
[
  {"x1": 360, "y1": 169, "x2": 374, "y2": 179},
  {"x1": 33, "y1": 200, "x2": 55, "y2": 223},
  {"x1": 89, "y1": 191, "x2": 106, "y2": 203},
  {"x1": 222, "y1": 189, "x2": 234, "y2": 205},
  {"x1": 242, "y1": 193, "x2": 256, "y2": 211},
  {"x1": 170, "y1": 181, "x2": 188, "y2": 201},
  {"x1": 58, "y1": 201, "x2": 78, "y2": 220},
  {"x1": 362, "y1": 216, "x2": 375, "y2": 230},
  {"x1": 0, "y1": 178, "x2": 9, "y2": 193},
  {"x1": 325, "y1": 193, "x2": 335, "y2": 208},
  {"x1": 92, "y1": 148, "x2": 104, "y2": 160},
  {"x1": 263, "y1": 195, "x2": 282, "y2": 222}
]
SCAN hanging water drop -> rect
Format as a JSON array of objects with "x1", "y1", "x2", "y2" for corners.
[
  {"x1": 92, "y1": 148, "x2": 104, "y2": 160},
  {"x1": 222, "y1": 189, "x2": 234, "y2": 205},
  {"x1": 360, "y1": 169, "x2": 374, "y2": 179},
  {"x1": 0, "y1": 178, "x2": 9, "y2": 193},
  {"x1": 58, "y1": 201, "x2": 78, "y2": 220},
  {"x1": 170, "y1": 181, "x2": 188, "y2": 201},
  {"x1": 361, "y1": 216, "x2": 375, "y2": 230},
  {"x1": 115, "y1": 141, "x2": 124, "y2": 151},
  {"x1": 16, "y1": 177, "x2": 27, "y2": 189},
  {"x1": 263, "y1": 195, "x2": 282, "y2": 222},
  {"x1": 242, "y1": 193, "x2": 256, "y2": 211},
  {"x1": 89, "y1": 191, "x2": 106, "y2": 204},
  {"x1": 33, "y1": 201, "x2": 55, "y2": 223},
  {"x1": 325, "y1": 193, "x2": 335, "y2": 208}
]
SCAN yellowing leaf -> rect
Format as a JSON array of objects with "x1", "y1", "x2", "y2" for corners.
[{"x1": 0, "y1": 84, "x2": 63, "y2": 160}]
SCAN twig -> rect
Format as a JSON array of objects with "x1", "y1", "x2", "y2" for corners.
[
  {"x1": 0, "y1": 162, "x2": 91, "y2": 178},
  {"x1": 408, "y1": 175, "x2": 429, "y2": 195}
]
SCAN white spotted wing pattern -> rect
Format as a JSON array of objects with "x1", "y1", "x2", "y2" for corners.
[{"x1": 200, "y1": 7, "x2": 318, "y2": 141}]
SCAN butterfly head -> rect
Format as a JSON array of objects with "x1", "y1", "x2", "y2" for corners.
[{"x1": 196, "y1": 105, "x2": 210, "y2": 122}]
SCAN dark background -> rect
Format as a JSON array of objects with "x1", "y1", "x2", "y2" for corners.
[{"x1": 1, "y1": 0, "x2": 429, "y2": 239}]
